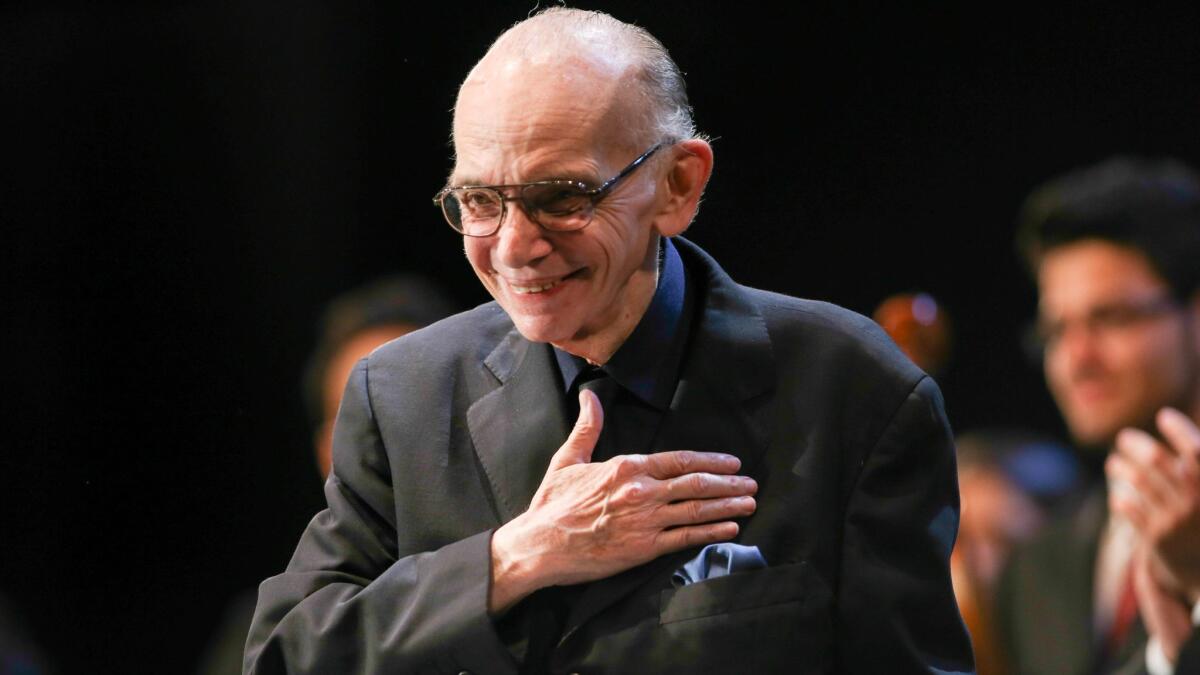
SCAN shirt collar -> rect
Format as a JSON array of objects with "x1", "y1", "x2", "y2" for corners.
[{"x1": 554, "y1": 237, "x2": 691, "y2": 410}]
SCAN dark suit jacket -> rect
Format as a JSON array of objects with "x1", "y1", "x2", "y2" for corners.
[
  {"x1": 244, "y1": 237, "x2": 974, "y2": 674},
  {"x1": 995, "y1": 488, "x2": 1138, "y2": 674},
  {"x1": 998, "y1": 487, "x2": 1200, "y2": 675}
]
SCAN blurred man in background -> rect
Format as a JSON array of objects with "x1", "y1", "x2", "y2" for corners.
[
  {"x1": 997, "y1": 157, "x2": 1200, "y2": 674},
  {"x1": 197, "y1": 275, "x2": 456, "y2": 675},
  {"x1": 953, "y1": 430, "x2": 1080, "y2": 674},
  {"x1": 301, "y1": 275, "x2": 459, "y2": 479}
]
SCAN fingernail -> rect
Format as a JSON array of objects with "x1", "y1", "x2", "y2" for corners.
[
  {"x1": 1159, "y1": 407, "x2": 1186, "y2": 425},
  {"x1": 1117, "y1": 428, "x2": 1156, "y2": 459}
]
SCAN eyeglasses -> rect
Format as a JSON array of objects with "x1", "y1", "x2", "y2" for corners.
[
  {"x1": 433, "y1": 143, "x2": 664, "y2": 237},
  {"x1": 1023, "y1": 294, "x2": 1183, "y2": 358}
]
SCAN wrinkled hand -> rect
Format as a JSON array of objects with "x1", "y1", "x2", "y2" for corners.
[
  {"x1": 489, "y1": 389, "x2": 758, "y2": 615},
  {"x1": 1107, "y1": 407, "x2": 1200, "y2": 600}
]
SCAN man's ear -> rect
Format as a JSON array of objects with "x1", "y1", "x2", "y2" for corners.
[{"x1": 652, "y1": 139, "x2": 714, "y2": 238}]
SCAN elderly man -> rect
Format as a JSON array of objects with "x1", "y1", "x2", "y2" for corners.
[
  {"x1": 245, "y1": 9, "x2": 972, "y2": 673},
  {"x1": 997, "y1": 158, "x2": 1200, "y2": 675}
]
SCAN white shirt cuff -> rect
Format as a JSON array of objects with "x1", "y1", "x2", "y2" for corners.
[
  {"x1": 1147, "y1": 636, "x2": 1174, "y2": 675},
  {"x1": 1146, "y1": 601, "x2": 1200, "y2": 675}
]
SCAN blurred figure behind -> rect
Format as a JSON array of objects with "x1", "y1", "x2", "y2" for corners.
[
  {"x1": 302, "y1": 275, "x2": 459, "y2": 479},
  {"x1": 997, "y1": 157, "x2": 1200, "y2": 674},
  {"x1": 872, "y1": 291, "x2": 953, "y2": 378},
  {"x1": 953, "y1": 430, "x2": 1081, "y2": 675},
  {"x1": 196, "y1": 275, "x2": 457, "y2": 675}
]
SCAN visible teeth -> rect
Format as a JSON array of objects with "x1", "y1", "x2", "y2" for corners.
[{"x1": 510, "y1": 280, "x2": 560, "y2": 294}]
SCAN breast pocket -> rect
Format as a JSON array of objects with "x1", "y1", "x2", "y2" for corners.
[
  {"x1": 659, "y1": 560, "x2": 826, "y2": 624},
  {"x1": 651, "y1": 561, "x2": 834, "y2": 673}
]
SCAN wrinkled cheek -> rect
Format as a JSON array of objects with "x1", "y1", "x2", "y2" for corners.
[{"x1": 462, "y1": 243, "x2": 495, "y2": 290}]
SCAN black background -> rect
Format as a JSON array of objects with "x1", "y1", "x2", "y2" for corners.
[{"x1": 4, "y1": 2, "x2": 1199, "y2": 672}]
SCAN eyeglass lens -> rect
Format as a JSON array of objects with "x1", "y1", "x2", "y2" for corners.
[
  {"x1": 1034, "y1": 296, "x2": 1180, "y2": 349},
  {"x1": 443, "y1": 184, "x2": 594, "y2": 235}
]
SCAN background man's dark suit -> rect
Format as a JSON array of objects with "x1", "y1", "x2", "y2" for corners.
[
  {"x1": 997, "y1": 490, "x2": 1149, "y2": 674},
  {"x1": 999, "y1": 489, "x2": 1200, "y2": 675},
  {"x1": 245, "y1": 237, "x2": 973, "y2": 673}
]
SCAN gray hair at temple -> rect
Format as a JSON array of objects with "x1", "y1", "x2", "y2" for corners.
[{"x1": 461, "y1": 7, "x2": 697, "y2": 149}]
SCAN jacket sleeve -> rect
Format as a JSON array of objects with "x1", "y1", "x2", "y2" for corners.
[
  {"x1": 1176, "y1": 628, "x2": 1200, "y2": 675},
  {"x1": 836, "y1": 376, "x2": 976, "y2": 674},
  {"x1": 243, "y1": 359, "x2": 517, "y2": 674}
]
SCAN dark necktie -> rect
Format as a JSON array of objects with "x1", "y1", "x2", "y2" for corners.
[
  {"x1": 518, "y1": 367, "x2": 618, "y2": 674},
  {"x1": 575, "y1": 366, "x2": 619, "y2": 462}
]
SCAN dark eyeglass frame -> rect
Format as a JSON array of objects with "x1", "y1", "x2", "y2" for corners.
[
  {"x1": 1020, "y1": 293, "x2": 1184, "y2": 362},
  {"x1": 432, "y1": 143, "x2": 665, "y2": 237}
]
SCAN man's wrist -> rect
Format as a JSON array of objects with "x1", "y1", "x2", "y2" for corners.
[{"x1": 489, "y1": 519, "x2": 547, "y2": 617}]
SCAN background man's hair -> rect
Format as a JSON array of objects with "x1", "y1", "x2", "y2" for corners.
[
  {"x1": 301, "y1": 275, "x2": 456, "y2": 427},
  {"x1": 1016, "y1": 156, "x2": 1200, "y2": 300}
]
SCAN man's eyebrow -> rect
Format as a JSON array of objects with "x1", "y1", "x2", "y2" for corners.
[{"x1": 447, "y1": 170, "x2": 599, "y2": 189}]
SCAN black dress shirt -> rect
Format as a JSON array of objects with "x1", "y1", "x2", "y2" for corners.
[{"x1": 501, "y1": 237, "x2": 695, "y2": 671}]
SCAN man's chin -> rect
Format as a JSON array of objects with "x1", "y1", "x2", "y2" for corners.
[
  {"x1": 509, "y1": 316, "x2": 575, "y2": 346},
  {"x1": 1066, "y1": 422, "x2": 1119, "y2": 452}
]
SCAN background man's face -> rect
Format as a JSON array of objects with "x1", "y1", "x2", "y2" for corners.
[
  {"x1": 451, "y1": 57, "x2": 662, "y2": 349},
  {"x1": 1038, "y1": 239, "x2": 1197, "y2": 448},
  {"x1": 315, "y1": 323, "x2": 416, "y2": 478}
]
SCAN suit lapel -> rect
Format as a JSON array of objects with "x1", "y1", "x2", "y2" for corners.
[
  {"x1": 467, "y1": 329, "x2": 573, "y2": 523},
  {"x1": 562, "y1": 237, "x2": 778, "y2": 639}
]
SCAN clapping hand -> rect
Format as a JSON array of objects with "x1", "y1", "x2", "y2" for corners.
[{"x1": 1107, "y1": 407, "x2": 1200, "y2": 663}]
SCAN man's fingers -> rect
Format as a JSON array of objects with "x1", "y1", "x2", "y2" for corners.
[
  {"x1": 653, "y1": 521, "x2": 740, "y2": 555},
  {"x1": 1158, "y1": 407, "x2": 1200, "y2": 468},
  {"x1": 1107, "y1": 455, "x2": 1151, "y2": 531},
  {"x1": 656, "y1": 496, "x2": 757, "y2": 528},
  {"x1": 643, "y1": 450, "x2": 741, "y2": 480},
  {"x1": 548, "y1": 389, "x2": 604, "y2": 470},
  {"x1": 661, "y1": 472, "x2": 757, "y2": 502},
  {"x1": 1116, "y1": 428, "x2": 1184, "y2": 503},
  {"x1": 1108, "y1": 447, "x2": 1173, "y2": 512}
]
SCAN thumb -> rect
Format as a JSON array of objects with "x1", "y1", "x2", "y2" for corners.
[{"x1": 548, "y1": 389, "x2": 604, "y2": 470}]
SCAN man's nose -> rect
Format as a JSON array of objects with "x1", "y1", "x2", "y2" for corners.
[
  {"x1": 1053, "y1": 319, "x2": 1104, "y2": 372},
  {"x1": 494, "y1": 202, "x2": 553, "y2": 269}
]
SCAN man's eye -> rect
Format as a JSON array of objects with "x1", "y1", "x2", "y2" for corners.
[
  {"x1": 1090, "y1": 307, "x2": 1139, "y2": 330},
  {"x1": 530, "y1": 187, "x2": 589, "y2": 215},
  {"x1": 459, "y1": 190, "x2": 500, "y2": 211}
]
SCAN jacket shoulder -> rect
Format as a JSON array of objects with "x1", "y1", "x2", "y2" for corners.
[
  {"x1": 745, "y1": 287, "x2": 925, "y2": 388},
  {"x1": 364, "y1": 301, "x2": 510, "y2": 376}
]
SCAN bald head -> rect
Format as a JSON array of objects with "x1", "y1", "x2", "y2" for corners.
[{"x1": 454, "y1": 8, "x2": 695, "y2": 155}]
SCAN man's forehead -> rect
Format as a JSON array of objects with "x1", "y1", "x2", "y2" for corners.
[
  {"x1": 1037, "y1": 240, "x2": 1170, "y2": 313},
  {"x1": 456, "y1": 50, "x2": 634, "y2": 129},
  {"x1": 450, "y1": 54, "x2": 641, "y2": 185}
]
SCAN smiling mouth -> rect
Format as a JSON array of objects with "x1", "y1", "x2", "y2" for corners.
[
  {"x1": 510, "y1": 279, "x2": 562, "y2": 294},
  {"x1": 506, "y1": 270, "x2": 582, "y2": 295}
]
